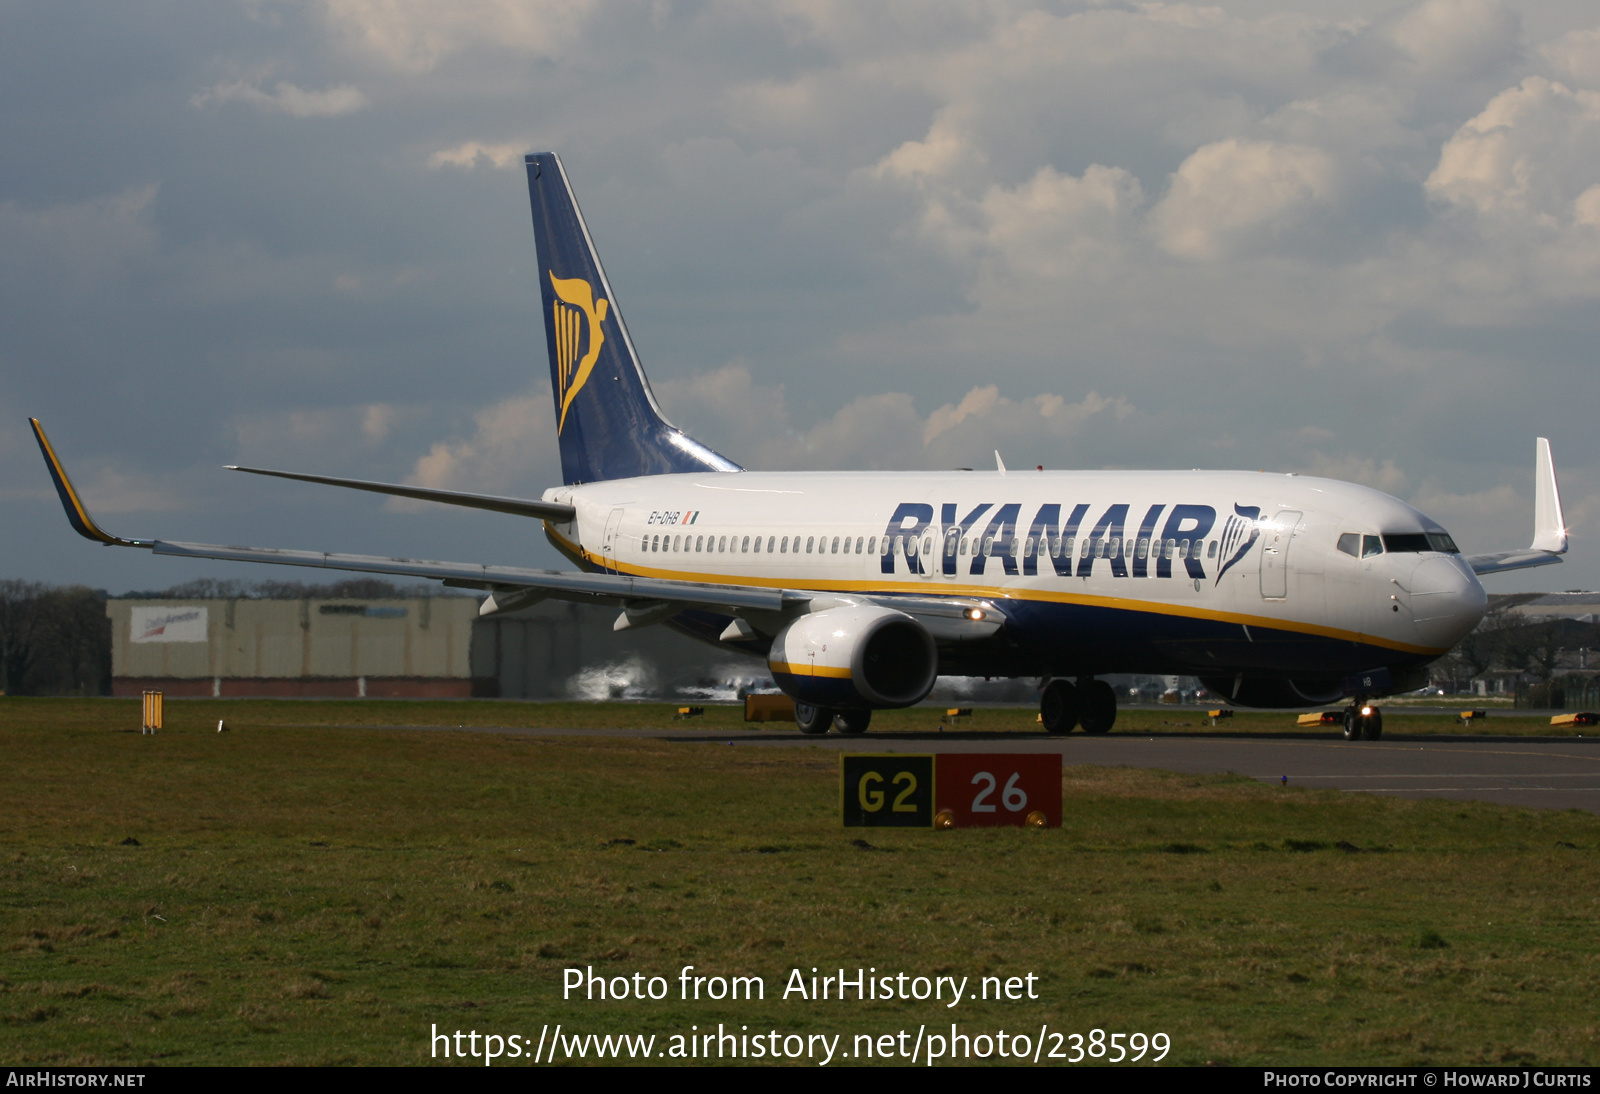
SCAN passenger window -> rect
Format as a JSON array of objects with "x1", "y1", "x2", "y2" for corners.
[
  {"x1": 870, "y1": 537, "x2": 880, "y2": 554},
  {"x1": 1207, "y1": 540, "x2": 1216, "y2": 559},
  {"x1": 651, "y1": 534, "x2": 659, "y2": 552},
  {"x1": 718, "y1": 536, "x2": 727, "y2": 552},
  {"x1": 856, "y1": 536, "x2": 864, "y2": 553},
  {"x1": 982, "y1": 535, "x2": 994, "y2": 556},
  {"x1": 1064, "y1": 536, "x2": 1075, "y2": 558},
  {"x1": 806, "y1": 536, "x2": 814, "y2": 553},
  {"x1": 1337, "y1": 533, "x2": 1359, "y2": 557},
  {"x1": 1178, "y1": 539, "x2": 1189, "y2": 559},
  {"x1": 741, "y1": 536, "x2": 749, "y2": 552},
  {"x1": 832, "y1": 536, "x2": 840, "y2": 553},
  {"x1": 1362, "y1": 535, "x2": 1383, "y2": 558},
  {"x1": 767, "y1": 536, "x2": 775, "y2": 552},
  {"x1": 1137, "y1": 537, "x2": 1148, "y2": 560}
]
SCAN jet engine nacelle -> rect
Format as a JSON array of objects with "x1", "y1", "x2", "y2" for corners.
[{"x1": 767, "y1": 605, "x2": 937, "y2": 709}]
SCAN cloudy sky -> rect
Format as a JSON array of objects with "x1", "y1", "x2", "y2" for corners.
[{"x1": 4, "y1": 0, "x2": 1599, "y2": 593}]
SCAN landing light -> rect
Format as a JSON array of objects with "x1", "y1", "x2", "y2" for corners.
[
  {"x1": 967, "y1": 609, "x2": 985, "y2": 621},
  {"x1": 1360, "y1": 705, "x2": 1373, "y2": 716}
]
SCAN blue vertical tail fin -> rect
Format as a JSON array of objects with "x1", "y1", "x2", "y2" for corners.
[{"x1": 525, "y1": 153, "x2": 741, "y2": 484}]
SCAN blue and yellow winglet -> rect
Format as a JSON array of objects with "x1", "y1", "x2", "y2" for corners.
[{"x1": 29, "y1": 418, "x2": 150, "y2": 548}]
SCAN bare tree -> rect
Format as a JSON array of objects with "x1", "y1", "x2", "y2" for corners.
[{"x1": 0, "y1": 582, "x2": 110, "y2": 695}]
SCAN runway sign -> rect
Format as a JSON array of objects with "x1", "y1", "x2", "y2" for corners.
[
  {"x1": 842, "y1": 753, "x2": 1061, "y2": 829},
  {"x1": 841, "y1": 754, "x2": 934, "y2": 828}
]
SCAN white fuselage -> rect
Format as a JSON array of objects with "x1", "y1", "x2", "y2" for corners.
[{"x1": 542, "y1": 468, "x2": 1486, "y2": 686}]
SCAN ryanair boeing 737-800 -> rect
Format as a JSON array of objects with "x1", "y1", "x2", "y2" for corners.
[{"x1": 31, "y1": 152, "x2": 1570, "y2": 740}]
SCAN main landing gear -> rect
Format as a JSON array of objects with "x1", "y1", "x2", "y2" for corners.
[
  {"x1": 1040, "y1": 678, "x2": 1117, "y2": 735},
  {"x1": 794, "y1": 702, "x2": 872, "y2": 735},
  {"x1": 1342, "y1": 702, "x2": 1383, "y2": 741}
]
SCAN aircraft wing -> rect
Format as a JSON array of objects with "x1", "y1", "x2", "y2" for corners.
[
  {"x1": 30, "y1": 417, "x2": 803, "y2": 617},
  {"x1": 1465, "y1": 549, "x2": 1564, "y2": 576},
  {"x1": 148, "y1": 539, "x2": 803, "y2": 613},
  {"x1": 1464, "y1": 438, "x2": 1569, "y2": 576}
]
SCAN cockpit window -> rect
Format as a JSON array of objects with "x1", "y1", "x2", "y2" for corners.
[
  {"x1": 1381, "y1": 533, "x2": 1431, "y2": 553},
  {"x1": 1336, "y1": 533, "x2": 1359, "y2": 557},
  {"x1": 1426, "y1": 532, "x2": 1459, "y2": 553},
  {"x1": 1362, "y1": 535, "x2": 1383, "y2": 558}
]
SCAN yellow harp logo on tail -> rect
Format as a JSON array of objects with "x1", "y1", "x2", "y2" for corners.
[{"x1": 549, "y1": 272, "x2": 609, "y2": 434}]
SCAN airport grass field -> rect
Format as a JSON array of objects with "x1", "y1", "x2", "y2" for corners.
[{"x1": 3, "y1": 697, "x2": 1599, "y2": 1067}]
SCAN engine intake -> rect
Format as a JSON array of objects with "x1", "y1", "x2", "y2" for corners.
[{"x1": 768, "y1": 605, "x2": 937, "y2": 709}]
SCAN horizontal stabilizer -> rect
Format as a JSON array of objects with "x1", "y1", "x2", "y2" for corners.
[{"x1": 227, "y1": 466, "x2": 576, "y2": 522}]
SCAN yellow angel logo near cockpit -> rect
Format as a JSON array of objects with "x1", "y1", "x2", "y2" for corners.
[{"x1": 549, "y1": 272, "x2": 608, "y2": 434}]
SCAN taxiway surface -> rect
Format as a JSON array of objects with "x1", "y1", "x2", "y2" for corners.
[{"x1": 372, "y1": 723, "x2": 1600, "y2": 813}]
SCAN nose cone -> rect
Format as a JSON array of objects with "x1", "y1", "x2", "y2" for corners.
[{"x1": 1409, "y1": 556, "x2": 1488, "y2": 649}]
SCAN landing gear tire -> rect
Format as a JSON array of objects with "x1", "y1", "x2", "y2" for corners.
[
  {"x1": 1039, "y1": 679, "x2": 1081, "y2": 735},
  {"x1": 1365, "y1": 708, "x2": 1383, "y2": 740},
  {"x1": 1342, "y1": 708, "x2": 1363, "y2": 741},
  {"x1": 795, "y1": 702, "x2": 834, "y2": 735},
  {"x1": 834, "y1": 709, "x2": 871, "y2": 735},
  {"x1": 1079, "y1": 678, "x2": 1118, "y2": 735}
]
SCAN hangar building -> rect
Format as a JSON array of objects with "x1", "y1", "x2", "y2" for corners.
[
  {"x1": 108, "y1": 596, "x2": 477, "y2": 698},
  {"x1": 107, "y1": 595, "x2": 758, "y2": 700}
]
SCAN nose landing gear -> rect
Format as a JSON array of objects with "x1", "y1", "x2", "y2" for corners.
[{"x1": 1342, "y1": 702, "x2": 1383, "y2": 741}]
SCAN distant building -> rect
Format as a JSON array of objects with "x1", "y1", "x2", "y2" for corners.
[
  {"x1": 108, "y1": 597, "x2": 476, "y2": 698},
  {"x1": 107, "y1": 594, "x2": 762, "y2": 700},
  {"x1": 1499, "y1": 591, "x2": 1600, "y2": 623}
]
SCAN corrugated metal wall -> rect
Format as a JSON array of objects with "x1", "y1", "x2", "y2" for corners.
[
  {"x1": 110, "y1": 597, "x2": 763, "y2": 699},
  {"x1": 109, "y1": 598, "x2": 474, "y2": 680}
]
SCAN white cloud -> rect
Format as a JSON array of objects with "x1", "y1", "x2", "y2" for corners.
[
  {"x1": 651, "y1": 364, "x2": 1135, "y2": 472},
  {"x1": 0, "y1": 186, "x2": 159, "y2": 301},
  {"x1": 1152, "y1": 138, "x2": 1338, "y2": 260},
  {"x1": 1292, "y1": 453, "x2": 1410, "y2": 495},
  {"x1": 319, "y1": 0, "x2": 597, "y2": 71},
  {"x1": 1541, "y1": 27, "x2": 1600, "y2": 89},
  {"x1": 1387, "y1": 0, "x2": 1521, "y2": 80},
  {"x1": 230, "y1": 403, "x2": 429, "y2": 477},
  {"x1": 1427, "y1": 77, "x2": 1600, "y2": 222},
  {"x1": 428, "y1": 141, "x2": 526, "y2": 169},
  {"x1": 191, "y1": 79, "x2": 368, "y2": 117},
  {"x1": 406, "y1": 392, "x2": 555, "y2": 498}
]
